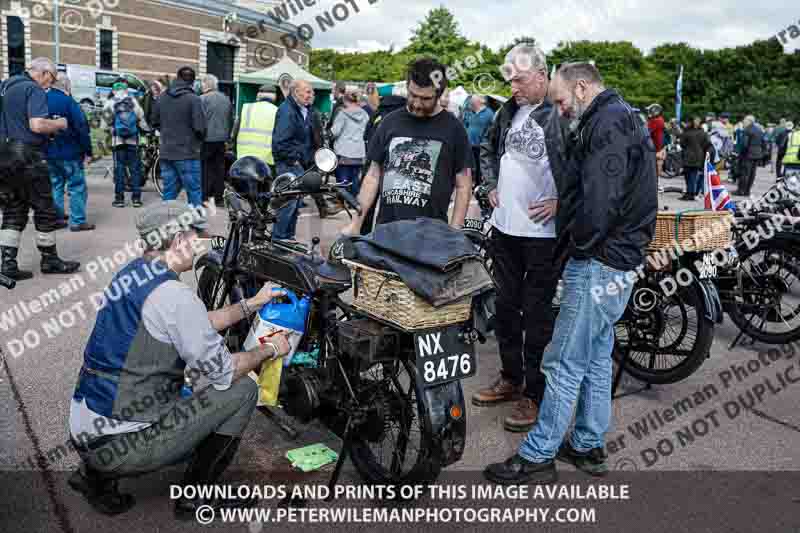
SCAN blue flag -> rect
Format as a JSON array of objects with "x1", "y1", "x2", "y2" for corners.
[{"x1": 675, "y1": 65, "x2": 683, "y2": 123}]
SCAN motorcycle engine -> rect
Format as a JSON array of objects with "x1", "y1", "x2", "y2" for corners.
[{"x1": 280, "y1": 367, "x2": 328, "y2": 422}]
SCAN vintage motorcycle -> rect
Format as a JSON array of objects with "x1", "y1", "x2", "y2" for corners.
[
  {"x1": 719, "y1": 173, "x2": 800, "y2": 346},
  {"x1": 194, "y1": 150, "x2": 477, "y2": 489},
  {"x1": 467, "y1": 185, "x2": 722, "y2": 386}
]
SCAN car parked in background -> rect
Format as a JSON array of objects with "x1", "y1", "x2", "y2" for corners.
[{"x1": 56, "y1": 64, "x2": 149, "y2": 109}]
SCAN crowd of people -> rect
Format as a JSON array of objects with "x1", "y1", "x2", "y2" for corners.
[
  {"x1": 37, "y1": 43, "x2": 665, "y2": 519},
  {"x1": 2, "y1": 42, "x2": 796, "y2": 521},
  {"x1": 645, "y1": 103, "x2": 799, "y2": 200}
]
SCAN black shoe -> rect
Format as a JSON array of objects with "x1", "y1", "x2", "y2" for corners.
[
  {"x1": 70, "y1": 223, "x2": 96, "y2": 232},
  {"x1": 174, "y1": 433, "x2": 254, "y2": 521},
  {"x1": 39, "y1": 245, "x2": 80, "y2": 274},
  {"x1": 556, "y1": 441, "x2": 608, "y2": 477},
  {"x1": 68, "y1": 465, "x2": 136, "y2": 516},
  {"x1": 113, "y1": 199, "x2": 125, "y2": 208},
  {"x1": 483, "y1": 454, "x2": 557, "y2": 485},
  {"x1": 132, "y1": 199, "x2": 143, "y2": 208},
  {"x1": 0, "y1": 246, "x2": 33, "y2": 281},
  {"x1": 54, "y1": 220, "x2": 69, "y2": 230}
]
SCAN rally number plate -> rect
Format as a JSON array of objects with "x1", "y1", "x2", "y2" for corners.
[{"x1": 414, "y1": 326, "x2": 477, "y2": 387}]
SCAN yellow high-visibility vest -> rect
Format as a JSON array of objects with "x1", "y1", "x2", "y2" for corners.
[
  {"x1": 784, "y1": 130, "x2": 800, "y2": 166},
  {"x1": 236, "y1": 101, "x2": 277, "y2": 165}
]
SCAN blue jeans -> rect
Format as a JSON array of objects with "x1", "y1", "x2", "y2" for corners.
[
  {"x1": 161, "y1": 159, "x2": 202, "y2": 207},
  {"x1": 113, "y1": 145, "x2": 141, "y2": 201},
  {"x1": 518, "y1": 258, "x2": 634, "y2": 461},
  {"x1": 48, "y1": 160, "x2": 87, "y2": 226},
  {"x1": 272, "y1": 163, "x2": 304, "y2": 240},
  {"x1": 684, "y1": 167, "x2": 702, "y2": 196},
  {"x1": 335, "y1": 164, "x2": 362, "y2": 196}
]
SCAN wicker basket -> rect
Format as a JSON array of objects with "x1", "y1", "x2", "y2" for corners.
[
  {"x1": 342, "y1": 260, "x2": 472, "y2": 332},
  {"x1": 648, "y1": 211, "x2": 734, "y2": 253}
]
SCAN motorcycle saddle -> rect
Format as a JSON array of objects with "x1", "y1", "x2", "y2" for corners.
[{"x1": 298, "y1": 257, "x2": 352, "y2": 293}]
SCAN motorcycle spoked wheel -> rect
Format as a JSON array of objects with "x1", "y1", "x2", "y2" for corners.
[
  {"x1": 613, "y1": 279, "x2": 714, "y2": 384},
  {"x1": 197, "y1": 261, "x2": 248, "y2": 351},
  {"x1": 150, "y1": 155, "x2": 163, "y2": 196},
  {"x1": 728, "y1": 245, "x2": 800, "y2": 345},
  {"x1": 348, "y1": 358, "x2": 441, "y2": 488}
]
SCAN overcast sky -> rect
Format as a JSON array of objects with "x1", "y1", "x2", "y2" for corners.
[{"x1": 249, "y1": 0, "x2": 799, "y2": 54}]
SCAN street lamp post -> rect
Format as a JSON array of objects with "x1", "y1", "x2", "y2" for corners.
[{"x1": 54, "y1": 0, "x2": 60, "y2": 64}]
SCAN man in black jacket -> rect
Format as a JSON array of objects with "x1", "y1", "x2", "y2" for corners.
[
  {"x1": 153, "y1": 66, "x2": 206, "y2": 207},
  {"x1": 737, "y1": 115, "x2": 764, "y2": 197},
  {"x1": 0, "y1": 57, "x2": 80, "y2": 280},
  {"x1": 485, "y1": 62, "x2": 657, "y2": 485},
  {"x1": 472, "y1": 43, "x2": 571, "y2": 435}
]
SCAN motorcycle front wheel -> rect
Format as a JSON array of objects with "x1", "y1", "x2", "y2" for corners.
[
  {"x1": 728, "y1": 242, "x2": 800, "y2": 344},
  {"x1": 151, "y1": 155, "x2": 163, "y2": 196},
  {"x1": 613, "y1": 278, "x2": 715, "y2": 384},
  {"x1": 348, "y1": 358, "x2": 442, "y2": 486}
]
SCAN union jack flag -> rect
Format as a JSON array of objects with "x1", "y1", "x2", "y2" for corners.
[{"x1": 704, "y1": 155, "x2": 735, "y2": 212}]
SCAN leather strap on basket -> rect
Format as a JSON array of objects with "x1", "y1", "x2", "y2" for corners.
[{"x1": 673, "y1": 208, "x2": 713, "y2": 242}]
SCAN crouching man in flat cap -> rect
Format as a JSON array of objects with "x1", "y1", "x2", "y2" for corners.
[{"x1": 68, "y1": 201, "x2": 291, "y2": 519}]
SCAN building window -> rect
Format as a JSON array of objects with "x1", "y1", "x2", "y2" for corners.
[
  {"x1": 99, "y1": 29, "x2": 113, "y2": 70},
  {"x1": 7, "y1": 16, "x2": 25, "y2": 76},
  {"x1": 207, "y1": 42, "x2": 236, "y2": 102}
]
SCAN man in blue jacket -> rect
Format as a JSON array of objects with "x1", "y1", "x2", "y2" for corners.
[
  {"x1": 465, "y1": 94, "x2": 494, "y2": 185},
  {"x1": 47, "y1": 73, "x2": 95, "y2": 231},
  {"x1": 271, "y1": 79, "x2": 341, "y2": 240}
]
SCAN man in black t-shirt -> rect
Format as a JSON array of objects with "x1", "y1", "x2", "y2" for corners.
[{"x1": 341, "y1": 58, "x2": 473, "y2": 235}]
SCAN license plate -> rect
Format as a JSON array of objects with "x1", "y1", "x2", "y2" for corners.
[
  {"x1": 463, "y1": 218, "x2": 484, "y2": 231},
  {"x1": 697, "y1": 253, "x2": 718, "y2": 279},
  {"x1": 414, "y1": 326, "x2": 477, "y2": 387}
]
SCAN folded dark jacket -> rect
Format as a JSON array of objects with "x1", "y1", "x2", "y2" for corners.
[
  {"x1": 358, "y1": 218, "x2": 482, "y2": 272},
  {"x1": 340, "y1": 219, "x2": 493, "y2": 307}
]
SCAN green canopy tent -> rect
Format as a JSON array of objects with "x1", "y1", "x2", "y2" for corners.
[{"x1": 236, "y1": 57, "x2": 333, "y2": 116}]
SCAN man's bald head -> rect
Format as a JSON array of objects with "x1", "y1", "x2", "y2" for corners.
[{"x1": 291, "y1": 79, "x2": 314, "y2": 107}]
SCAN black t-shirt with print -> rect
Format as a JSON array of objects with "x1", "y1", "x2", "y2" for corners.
[{"x1": 367, "y1": 108, "x2": 473, "y2": 226}]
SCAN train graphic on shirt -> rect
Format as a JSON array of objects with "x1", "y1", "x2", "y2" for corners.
[{"x1": 381, "y1": 137, "x2": 443, "y2": 205}]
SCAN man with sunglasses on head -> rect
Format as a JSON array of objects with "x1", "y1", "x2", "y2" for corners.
[
  {"x1": 472, "y1": 43, "x2": 571, "y2": 433},
  {"x1": 0, "y1": 57, "x2": 81, "y2": 281},
  {"x1": 340, "y1": 57, "x2": 473, "y2": 236}
]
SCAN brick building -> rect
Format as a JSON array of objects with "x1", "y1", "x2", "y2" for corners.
[{"x1": 0, "y1": 0, "x2": 309, "y2": 86}]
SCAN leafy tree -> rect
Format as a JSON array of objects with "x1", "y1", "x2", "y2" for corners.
[{"x1": 307, "y1": 7, "x2": 800, "y2": 121}]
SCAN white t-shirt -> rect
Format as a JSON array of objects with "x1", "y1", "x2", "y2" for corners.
[{"x1": 490, "y1": 104, "x2": 558, "y2": 238}]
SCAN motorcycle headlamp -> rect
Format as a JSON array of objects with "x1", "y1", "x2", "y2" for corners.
[{"x1": 784, "y1": 174, "x2": 800, "y2": 198}]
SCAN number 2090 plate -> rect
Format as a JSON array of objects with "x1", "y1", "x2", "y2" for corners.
[{"x1": 414, "y1": 326, "x2": 477, "y2": 387}]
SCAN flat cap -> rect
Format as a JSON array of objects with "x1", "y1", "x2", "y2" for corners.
[{"x1": 135, "y1": 200, "x2": 208, "y2": 239}]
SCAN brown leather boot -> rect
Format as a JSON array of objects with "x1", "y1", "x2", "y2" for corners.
[
  {"x1": 471, "y1": 374, "x2": 524, "y2": 406},
  {"x1": 504, "y1": 398, "x2": 540, "y2": 432}
]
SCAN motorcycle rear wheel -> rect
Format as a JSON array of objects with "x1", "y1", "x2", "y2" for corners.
[{"x1": 349, "y1": 358, "x2": 442, "y2": 487}]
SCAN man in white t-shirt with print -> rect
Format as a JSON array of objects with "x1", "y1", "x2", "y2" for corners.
[{"x1": 472, "y1": 43, "x2": 571, "y2": 434}]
